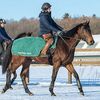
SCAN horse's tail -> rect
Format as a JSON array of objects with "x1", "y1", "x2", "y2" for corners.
[{"x1": 2, "y1": 42, "x2": 13, "y2": 74}]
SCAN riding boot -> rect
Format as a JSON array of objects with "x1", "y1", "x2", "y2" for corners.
[{"x1": 41, "y1": 38, "x2": 53, "y2": 56}]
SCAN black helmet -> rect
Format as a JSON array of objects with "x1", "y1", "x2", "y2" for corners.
[
  {"x1": 0, "y1": 19, "x2": 6, "y2": 24},
  {"x1": 41, "y1": 2, "x2": 51, "y2": 10}
]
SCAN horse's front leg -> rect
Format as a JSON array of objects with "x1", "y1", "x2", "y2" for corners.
[
  {"x1": 8, "y1": 71, "x2": 17, "y2": 90},
  {"x1": 2, "y1": 68, "x2": 11, "y2": 93},
  {"x1": 49, "y1": 62, "x2": 60, "y2": 96},
  {"x1": 66, "y1": 63, "x2": 84, "y2": 95}
]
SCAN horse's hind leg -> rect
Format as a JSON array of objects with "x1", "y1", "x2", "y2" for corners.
[
  {"x1": 66, "y1": 63, "x2": 84, "y2": 95},
  {"x1": 49, "y1": 62, "x2": 60, "y2": 96},
  {"x1": 11, "y1": 71, "x2": 17, "y2": 85},
  {"x1": 2, "y1": 56, "x2": 25, "y2": 93},
  {"x1": 20, "y1": 58, "x2": 33, "y2": 95}
]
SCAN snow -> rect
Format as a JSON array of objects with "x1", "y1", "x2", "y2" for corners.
[
  {"x1": 93, "y1": 35, "x2": 100, "y2": 42},
  {"x1": 0, "y1": 65, "x2": 100, "y2": 100}
]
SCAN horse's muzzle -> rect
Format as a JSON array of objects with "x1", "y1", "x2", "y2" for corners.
[{"x1": 89, "y1": 40, "x2": 95, "y2": 45}]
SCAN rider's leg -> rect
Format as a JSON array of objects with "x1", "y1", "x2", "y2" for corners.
[
  {"x1": 0, "y1": 42, "x2": 4, "y2": 55},
  {"x1": 41, "y1": 33, "x2": 53, "y2": 55},
  {"x1": 0, "y1": 42, "x2": 4, "y2": 62},
  {"x1": 41, "y1": 38, "x2": 53, "y2": 55}
]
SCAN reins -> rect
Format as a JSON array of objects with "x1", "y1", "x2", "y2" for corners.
[
  {"x1": 56, "y1": 33, "x2": 80, "y2": 65},
  {"x1": 58, "y1": 33, "x2": 80, "y2": 50}
]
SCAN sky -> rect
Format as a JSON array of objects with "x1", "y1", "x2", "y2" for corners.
[{"x1": 0, "y1": 0, "x2": 100, "y2": 20}]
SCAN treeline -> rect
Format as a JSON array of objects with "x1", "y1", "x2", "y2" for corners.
[{"x1": 5, "y1": 16, "x2": 100, "y2": 39}]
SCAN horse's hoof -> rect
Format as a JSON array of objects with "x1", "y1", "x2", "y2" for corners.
[
  {"x1": 1, "y1": 90, "x2": 5, "y2": 94},
  {"x1": 10, "y1": 86, "x2": 13, "y2": 90},
  {"x1": 29, "y1": 92, "x2": 34, "y2": 96},
  {"x1": 1, "y1": 91, "x2": 4, "y2": 94},
  {"x1": 80, "y1": 92, "x2": 84, "y2": 96},
  {"x1": 51, "y1": 93, "x2": 56, "y2": 96}
]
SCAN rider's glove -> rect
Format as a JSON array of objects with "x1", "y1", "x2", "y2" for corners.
[{"x1": 56, "y1": 31, "x2": 63, "y2": 36}]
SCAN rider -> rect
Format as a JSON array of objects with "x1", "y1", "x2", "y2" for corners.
[
  {"x1": 39, "y1": 2, "x2": 63, "y2": 56},
  {"x1": 0, "y1": 19, "x2": 12, "y2": 56}
]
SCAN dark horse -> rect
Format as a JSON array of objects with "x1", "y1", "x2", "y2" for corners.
[
  {"x1": 1, "y1": 32, "x2": 32, "y2": 86},
  {"x1": 1, "y1": 21, "x2": 94, "y2": 96}
]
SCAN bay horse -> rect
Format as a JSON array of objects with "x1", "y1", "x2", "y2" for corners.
[{"x1": 1, "y1": 21, "x2": 94, "y2": 96}]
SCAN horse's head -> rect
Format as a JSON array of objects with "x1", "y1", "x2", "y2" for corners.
[
  {"x1": 26, "y1": 32, "x2": 33, "y2": 36},
  {"x1": 77, "y1": 21, "x2": 95, "y2": 45},
  {"x1": 14, "y1": 32, "x2": 32, "y2": 40}
]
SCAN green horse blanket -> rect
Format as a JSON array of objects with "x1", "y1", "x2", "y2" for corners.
[
  {"x1": 12, "y1": 37, "x2": 45, "y2": 57},
  {"x1": 12, "y1": 37, "x2": 56, "y2": 57}
]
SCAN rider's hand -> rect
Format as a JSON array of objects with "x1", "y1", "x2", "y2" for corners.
[
  {"x1": 57, "y1": 31, "x2": 63, "y2": 36},
  {"x1": 61, "y1": 29, "x2": 66, "y2": 34},
  {"x1": 5, "y1": 40, "x2": 11, "y2": 45},
  {"x1": 63, "y1": 29, "x2": 65, "y2": 32}
]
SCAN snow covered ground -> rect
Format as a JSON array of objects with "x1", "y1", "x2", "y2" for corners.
[
  {"x1": 0, "y1": 65, "x2": 100, "y2": 100},
  {"x1": 0, "y1": 35, "x2": 100, "y2": 100}
]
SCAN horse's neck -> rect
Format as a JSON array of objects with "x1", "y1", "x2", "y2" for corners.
[{"x1": 65, "y1": 33, "x2": 80, "y2": 50}]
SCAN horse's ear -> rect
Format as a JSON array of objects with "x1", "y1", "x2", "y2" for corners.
[
  {"x1": 82, "y1": 20, "x2": 90, "y2": 25},
  {"x1": 86, "y1": 20, "x2": 90, "y2": 24},
  {"x1": 27, "y1": 32, "x2": 33, "y2": 36},
  {"x1": 82, "y1": 18, "x2": 90, "y2": 25}
]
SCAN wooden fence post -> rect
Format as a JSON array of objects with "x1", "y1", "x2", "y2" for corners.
[{"x1": 68, "y1": 71, "x2": 72, "y2": 84}]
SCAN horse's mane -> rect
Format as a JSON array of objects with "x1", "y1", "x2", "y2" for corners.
[
  {"x1": 14, "y1": 32, "x2": 32, "y2": 40},
  {"x1": 63, "y1": 23, "x2": 83, "y2": 37}
]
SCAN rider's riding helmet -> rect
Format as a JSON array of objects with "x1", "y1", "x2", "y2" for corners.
[
  {"x1": 41, "y1": 2, "x2": 51, "y2": 11},
  {"x1": 0, "y1": 19, "x2": 6, "y2": 24}
]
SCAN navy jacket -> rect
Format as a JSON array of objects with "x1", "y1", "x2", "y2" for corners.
[
  {"x1": 39, "y1": 11, "x2": 63, "y2": 36},
  {"x1": 0, "y1": 27, "x2": 12, "y2": 42}
]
